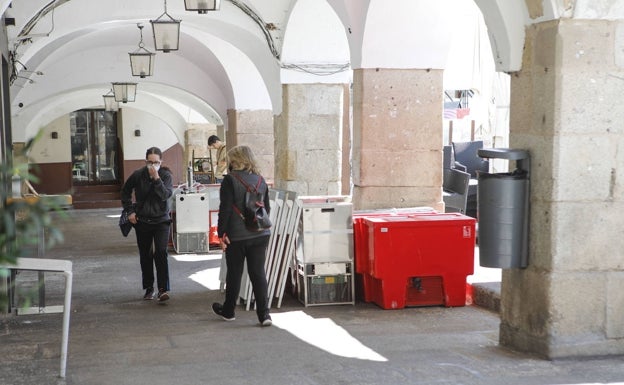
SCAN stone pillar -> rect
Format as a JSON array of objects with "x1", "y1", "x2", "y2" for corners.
[
  {"x1": 501, "y1": 19, "x2": 624, "y2": 358},
  {"x1": 184, "y1": 123, "x2": 217, "y2": 167},
  {"x1": 352, "y1": 68, "x2": 444, "y2": 211},
  {"x1": 226, "y1": 109, "x2": 275, "y2": 183},
  {"x1": 274, "y1": 83, "x2": 347, "y2": 195}
]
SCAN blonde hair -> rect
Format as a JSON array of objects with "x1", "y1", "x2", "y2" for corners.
[{"x1": 227, "y1": 145, "x2": 261, "y2": 174}]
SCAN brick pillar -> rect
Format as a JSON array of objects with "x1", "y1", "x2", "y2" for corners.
[
  {"x1": 501, "y1": 19, "x2": 624, "y2": 358},
  {"x1": 352, "y1": 68, "x2": 444, "y2": 211}
]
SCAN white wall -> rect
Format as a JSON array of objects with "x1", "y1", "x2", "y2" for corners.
[
  {"x1": 120, "y1": 108, "x2": 179, "y2": 160},
  {"x1": 29, "y1": 115, "x2": 72, "y2": 164},
  {"x1": 280, "y1": 0, "x2": 351, "y2": 84},
  {"x1": 28, "y1": 108, "x2": 179, "y2": 163}
]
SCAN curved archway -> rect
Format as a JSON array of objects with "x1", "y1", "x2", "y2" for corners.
[{"x1": 9, "y1": 0, "x2": 280, "y2": 115}]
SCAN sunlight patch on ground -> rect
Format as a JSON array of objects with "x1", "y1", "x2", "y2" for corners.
[
  {"x1": 271, "y1": 310, "x2": 387, "y2": 362},
  {"x1": 172, "y1": 253, "x2": 222, "y2": 262},
  {"x1": 467, "y1": 245, "x2": 501, "y2": 284},
  {"x1": 189, "y1": 267, "x2": 222, "y2": 290}
]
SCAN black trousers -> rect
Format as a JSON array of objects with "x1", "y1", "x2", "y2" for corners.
[
  {"x1": 135, "y1": 221, "x2": 170, "y2": 291},
  {"x1": 223, "y1": 235, "x2": 270, "y2": 318}
]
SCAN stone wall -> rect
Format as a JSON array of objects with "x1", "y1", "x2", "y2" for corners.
[
  {"x1": 227, "y1": 109, "x2": 275, "y2": 183},
  {"x1": 501, "y1": 19, "x2": 624, "y2": 358},
  {"x1": 274, "y1": 83, "x2": 346, "y2": 195},
  {"x1": 351, "y1": 68, "x2": 444, "y2": 211}
]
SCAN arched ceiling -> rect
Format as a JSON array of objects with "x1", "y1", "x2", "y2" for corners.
[
  {"x1": 4, "y1": 0, "x2": 292, "y2": 141},
  {"x1": 6, "y1": 0, "x2": 619, "y2": 143}
]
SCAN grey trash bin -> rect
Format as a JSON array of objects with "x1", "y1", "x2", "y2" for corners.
[{"x1": 477, "y1": 148, "x2": 530, "y2": 268}]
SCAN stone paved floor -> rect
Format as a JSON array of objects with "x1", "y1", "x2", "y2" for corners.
[{"x1": 1, "y1": 208, "x2": 623, "y2": 385}]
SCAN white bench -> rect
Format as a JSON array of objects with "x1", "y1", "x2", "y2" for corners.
[{"x1": 1, "y1": 258, "x2": 73, "y2": 378}]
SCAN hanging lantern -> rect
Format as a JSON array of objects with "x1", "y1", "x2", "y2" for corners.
[
  {"x1": 129, "y1": 24, "x2": 155, "y2": 78},
  {"x1": 102, "y1": 89, "x2": 118, "y2": 111},
  {"x1": 150, "y1": 0, "x2": 181, "y2": 53},
  {"x1": 112, "y1": 82, "x2": 138, "y2": 103},
  {"x1": 184, "y1": 0, "x2": 221, "y2": 13}
]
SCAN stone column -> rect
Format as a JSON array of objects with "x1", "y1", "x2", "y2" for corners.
[
  {"x1": 274, "y1": 83, "x2": 347, "y2": 195},
  {"x1": 226, "y1": 109, "x2": 275, "y2": 183},
  {"x1": 184, "y1": 123, "x2": 216, "y2": 166},
  {"x1": 501, "y1": 19, "x2": 624, "y2": 358},
  {"x1": 352, "y1": 68, "x2": 444, "y2": 211}
]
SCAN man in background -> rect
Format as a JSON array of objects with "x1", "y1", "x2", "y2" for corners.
[{"x1": 208, "y1": 135, "x2": 227, "y2": 183}]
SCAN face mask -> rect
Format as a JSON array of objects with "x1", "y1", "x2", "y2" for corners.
[{"x1": 152, "y1": 165, "x2": 160, "y2": 172}]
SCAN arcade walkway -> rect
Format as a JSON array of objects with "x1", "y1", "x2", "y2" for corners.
[{"x1": 1, "y1": 209, "x2": 623, "y2": 385}]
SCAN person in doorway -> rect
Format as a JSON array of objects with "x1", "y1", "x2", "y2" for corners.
[
  {"x1": 212, "y1": 145, "x2": 272, "y2": 326},
  {"x1": 121, "y1": 147, "x2": 174, "y2": 302},
  {"x1": 208, "y1": 135, "x2": 227, "y2": 183}
]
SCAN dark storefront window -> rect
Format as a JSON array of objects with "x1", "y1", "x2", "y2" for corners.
[{"x1": 70, "y1": 110, "x2": 118, "y2": 184}]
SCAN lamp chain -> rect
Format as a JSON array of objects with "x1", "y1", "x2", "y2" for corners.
[{"x1": 137, "y1": 23, "x2": 145, "y2": 49}]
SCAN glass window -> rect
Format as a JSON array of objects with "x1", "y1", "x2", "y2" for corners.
[{"x1": 70, "y1": 109, "x2": 118, "y2": 184}]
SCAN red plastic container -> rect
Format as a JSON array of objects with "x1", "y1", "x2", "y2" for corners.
[
  {"x1": 353, "y1": 208, "x2": 437, "y2": 302},
  {"x1": 353, "y1": 208, "x2": 436, "y2": 274},
  {"x1": 363, "y1": 213, "x2": 475, "y2": 309}
]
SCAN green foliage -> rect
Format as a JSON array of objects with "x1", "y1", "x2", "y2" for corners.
[{"x1": 0, "y1": 132, "x2": 65, "y2": 308}]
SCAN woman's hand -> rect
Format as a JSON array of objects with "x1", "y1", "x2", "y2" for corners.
[
  {"x1": 147, "y1": 165, "x2": 159, "y2": 180},
  {"x1": 129, "y1": 212, "x2": 138, "y2": 225},
  {"x1": 220, "y1": 234, "x2": 230, "y2": 251}
]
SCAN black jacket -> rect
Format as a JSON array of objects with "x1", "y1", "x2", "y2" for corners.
[
  {"x1": 217, "y1": 170, "x2": 271, "y2": 241},
  {"x1": 121, "y1": 166, "x2": 173, "y2": 224}
]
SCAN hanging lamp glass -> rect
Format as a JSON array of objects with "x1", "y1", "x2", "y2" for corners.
[
  {"x1": 129, "y1": 23, "x2": 155, "y2": 78},
  {"x1": 112, "y1": 82, "x2": 138, "y2": 103},
  {"x1": 150, "y1": 0, "x2": 181, "y2": 53},
  {"x1": 102, "y1": 89, "x2": 118, "y2": 111},
  {"x1": 184, "y1": 0, "x2": 221, "y2": 13}
]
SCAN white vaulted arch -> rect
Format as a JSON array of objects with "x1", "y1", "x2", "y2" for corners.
[
  {"x1": 7, "y1": 0, "x2": 284, "y2": 143},
  {"x1": 280, "y1": 0, "x2": 351, "y2": 84}
]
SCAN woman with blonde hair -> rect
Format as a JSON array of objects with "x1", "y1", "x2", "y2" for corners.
[{"x1": 212, "y1": 145, "x2": 272, "y2": 326}]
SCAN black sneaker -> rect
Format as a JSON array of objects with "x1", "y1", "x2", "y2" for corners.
[
  {"x1": 157, "y1": 289, "x2": 169, "y2": 302},
  {"x1": 259, "y1": 314, "x2": 272, "y2": 327},
  {"x1": 212, "y1": 303, "x2": 235, "y2": 321},
  {"x1": 143, "y1": 287, "x2": 154, "y2": 300}
]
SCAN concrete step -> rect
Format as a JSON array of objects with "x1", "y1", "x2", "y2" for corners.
[{"x1": 469, "y1": 282, "x2": 501, "y2": 313}]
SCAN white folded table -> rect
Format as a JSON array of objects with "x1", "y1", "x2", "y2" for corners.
[{"x1": 1, "y1": 258, "x2": 73, "y2": 378}]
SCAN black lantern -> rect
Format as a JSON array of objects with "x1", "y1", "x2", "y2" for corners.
[
  {"x1": 129, "y1": 24, "x2": 155, "y2": 78},
  {"x1": 112, "y1": 82, "x2": 137, "y2": 103},
  {"x1": 150, "y1": 0, "x2": 181, "y2": 53},
  {"x1": 184, "y1": 0, "x2": 221, "y2": 13},
  {"x1": 102, "y1": 89, "x2": 119, "y2": 111}
]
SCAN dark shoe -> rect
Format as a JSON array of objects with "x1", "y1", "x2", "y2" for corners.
[
  {"x1": 157, "y1": 289, "x2": 169, "y2": 302},
  {"x1": 143, "y1": 287, "x2": 154, "y2": 300},
  {"x1": 212, "y1": 302, "x2": 235, "y2": 321},
  {"x1": 259, "y1": 314, "x2": 272, "y2": 327}
]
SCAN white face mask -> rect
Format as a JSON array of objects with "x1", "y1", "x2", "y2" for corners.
[{"x1": 152, "y1": 164, "x2": 160, "y2": 172}]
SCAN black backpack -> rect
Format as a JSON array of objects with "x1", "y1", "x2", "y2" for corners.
[{"x1": 231, "y1": 173, "x2": 272, "y2": 232}]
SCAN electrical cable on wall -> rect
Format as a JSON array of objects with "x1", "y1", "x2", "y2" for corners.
[
  {"x1": 10, "y1": 0, "x2": 66, "y2": 85},
  {"x1": 226, "y1": 0, "x2": 281, "y2": 60},
  {"x1": 226, "y1": 1, "x2": 352, "y2": 76},
  {"x1": 15, "y1": 0, "x2": 65, "y2": 44},
  {"x1": 281, "y1": 62, "x2": 351, "y2": 76},
  {"x1": 10, "y1": 0, "x2": 352, "y2": 80}
]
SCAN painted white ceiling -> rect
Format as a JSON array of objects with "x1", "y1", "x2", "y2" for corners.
[
  {"x1": 5, "y1": 0, "x2": 616, "y2": 143},
  {"x1": 5, "y1": 0, "x2": 298, "y2": 141}
]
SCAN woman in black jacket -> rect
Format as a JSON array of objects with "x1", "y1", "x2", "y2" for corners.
[
  {"x1": 212, "y1": 145, "x2": 272, "y2": 326},
  {"x1": 121, "y1": 147, "x2": 174, "y2": 302}
]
